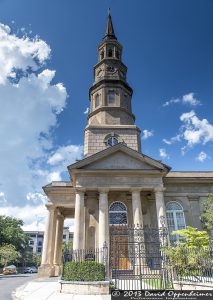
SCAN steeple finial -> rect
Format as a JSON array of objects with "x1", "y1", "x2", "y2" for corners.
[{"x1": 104, "y1": 9, "x2": 117, "y2": 40}]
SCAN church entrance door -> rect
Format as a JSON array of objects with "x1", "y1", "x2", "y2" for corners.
[{"x1": 109, "y1": 225, "x2": 172, "y2": 290}]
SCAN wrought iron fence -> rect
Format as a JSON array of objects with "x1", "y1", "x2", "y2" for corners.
[
  {"x1": 61, "y1": 244, "x2": 108, "y2": 280},
  {"x1": 171, "y1": 248, "x2": 213, "y2": 285},
  {"x1": 109, "y1": 224, "x2": 172, "y2": 290},
  {"x1": 61, "y1": 227, "x2": 213, "y2": 289}
]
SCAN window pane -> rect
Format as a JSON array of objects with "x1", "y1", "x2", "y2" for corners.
[
  {"x1": 109, "y1": 201, "x2": 127, "y2": 225},
  {"x1": 166, "y1": 202, "x2": 182, "y2": 211},
  {"x1": 108, "y1": 92, "x2": 115, "y2": 104},
  {"x1": 166, "y1": 202, "x2": 186, "y2": 244},
  {"x1": 95, "y1": 94, "x2": 99, "y2": 107},
  {"x1": 176, "y1": 212, "x2": 185, "y2": 229},
  {"x1": 110, "y1": 202, "x2": 126, "y2": 211},
  {"x1": 166, "y1": 212, "x2": 176, "y2": 241},
  {"x1": 109, "y1": 212, "x2": 127, "y2": 225}
]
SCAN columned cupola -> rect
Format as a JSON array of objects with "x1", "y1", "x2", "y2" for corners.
[{"x1": 84, "y1": 11, "x2": 141, "y2": 157}]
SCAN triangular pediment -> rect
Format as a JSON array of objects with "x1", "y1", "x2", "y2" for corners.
[
  {"x1": 68, "y1": 143, "x2": 170, "y2": 172},
  {"x1": 83, "y1": 151, "x2": 159, "y2": 170}
]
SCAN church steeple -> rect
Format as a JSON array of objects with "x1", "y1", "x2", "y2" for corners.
[
  {"x1": 104, "y1": 9, "x2": 117, "y2": 40},
  {"x1": 84, "y1": 11, "x2": 141, "y2": 157}
]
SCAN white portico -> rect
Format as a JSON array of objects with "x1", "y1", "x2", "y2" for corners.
[
  {"x1": 38, "y1": 13, "x2": 213, "y2": 278},
  {"x1": 39, "y1": 143, "x2": 170, "y2": 277}
]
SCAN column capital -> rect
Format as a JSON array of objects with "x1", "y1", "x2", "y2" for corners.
[
  {"x1": 130, "y1": 188, "x2": 142, "y2": 193},
  {"x1": 46, "y1": 203, "x2": 56, "y2": 211},
  {"x1": 57, "y1": 212, "x2": 65, "y2": 220},
  {"x1": 98, "y1": 188, "x2": 109, "y2": 193},
  {"x1": 74, "y1": 187, "x2": 86, "y2": 194},
  {"x1": 154, "y1": 187, "x2": 166, "y2": 193}
]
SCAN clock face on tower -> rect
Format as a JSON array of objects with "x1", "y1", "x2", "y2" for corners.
[
  {"x1": 107, "y1": 136, "x2": 118, "y2": 146},
  {"x1": 106, "y1": 65, "x2": 115, "y2": 73},
  {"x1": 96, "y1": 68, "x2": 103, "y2": 78}
]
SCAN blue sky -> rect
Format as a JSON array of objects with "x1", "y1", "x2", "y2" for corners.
[{"x1": 0, "y1": 0, "x2": 213, "y2": 229}]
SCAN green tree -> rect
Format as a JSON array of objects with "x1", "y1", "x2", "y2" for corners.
[
  {"x1": 21, "y1": 249, "x2": 41, "y2": 267},
  {"x1": 201, "y1": 194, "x2": 213, "y2": 230},
  {"x1": 0, "y1": 244, "x2": 20, "y2": 267},
  {"x1": 172, "y1": 226, "x2": 209, "y2": 249},
  {"x1": 0, "y1": 216, "x2": 29, "y2": 253},
  {"x1": 166, "y1": 227, "x2": 211, "y2": 277},
  {"x1": 0, "y1": 215, "x2": 30, "y2": 266},
  {"x1": 62, "y1": 241, "x2": 73, "y2": 253}
]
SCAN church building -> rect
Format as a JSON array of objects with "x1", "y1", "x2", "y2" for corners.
[{"x1": 38, "y1": 13, "x2": 213, "y2": 278}]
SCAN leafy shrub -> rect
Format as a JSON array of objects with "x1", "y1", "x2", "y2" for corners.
[
  {"x1": 63, "y1": 261, "x2": 105, "y2": 281},
  {"x1": 165, "y1": 227, "x2": 212, "y2": 277}
]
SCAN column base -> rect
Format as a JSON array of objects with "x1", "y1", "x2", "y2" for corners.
[
  {"x1": 38, "y1": 264, "x2": 56, "y2": 278},
  {"x1": 53, "y1": 264, "x2": 62, "y2": 276}
]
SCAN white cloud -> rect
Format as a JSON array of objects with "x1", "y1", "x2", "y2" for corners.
[
  {"x1": 163, "y1": 98, "x2": 180, "y2": 107},
  {"x1": 159, "y1": 148, "x2": 170, "y2": 159},
  {"x1": 196, "y1": 151, "x2": 208, "y2": 162},
  {"x1": 0, "y1": 23, "x2": 84, "y2": 230},
  {"x1": 162, "y1": 110, "x2": 213, "y2": 155},
  {"x1": 163, "y1": 92, "x2": 201, "y2": 107},
  {"x1": 26, "y1": 192, "x2": 47, "y2": 205},
  {"x1": 0, "y1": 23, "x2": 51, "y2": 84},
  {"x1": 162, "y1": 135, "x2": 181, "y2": 145},
  {"x1": 84, "y1": 107, "x2": 90, "y2": 114},
  {"x1": 47, "y1": 171, "x2": 62, "y2": 182},
  {"x1": 0, "y1": 204, "x2": 47, "y2": 231},
  {"x1": 180, "y1": 110, "x2": 213, "y2": 150},
  {"x1": 0, "y1": 193, "x2": 75, "y2": 232},
  {"x1": 162, "y1": 139, "x2": 172, "y2": 145},
  {"x1": 182, "y1": 93, "x2": 200, "y2": 106},
  {"x1": 142, "y1": 129, "x2": 154, "y2": 140},
  {"x1": 47, "y1": 145, "x2": 83, "y2": 177}
]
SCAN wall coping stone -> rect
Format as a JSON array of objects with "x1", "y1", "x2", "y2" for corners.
[
  {"x1": 59, "y1": 280, "x2": 110, "y2": 285},
  {"x1": 173, "y1": 280, "x2": 213, "y2": 288}
]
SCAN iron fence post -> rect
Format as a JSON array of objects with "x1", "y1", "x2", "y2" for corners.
[{"x1": 103, "y1": 241, "x2": 109, "y2": 281}]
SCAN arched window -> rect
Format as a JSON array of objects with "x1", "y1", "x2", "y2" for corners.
[
  {"x1": 100, "y1": 51, "x2": 104, "y2": 60},
  {"x1": 109, "y1": 201, "x2": 128, "y2": 225},
  {"x1": 108, "y1": 91, "x2": 115, "y2": 104},
  {"x1": 116, "y1": 50, "x2": 120, "y2": 59},
  {"x1": 95, "y1": 94, "x2": 100, "y2": 108},
  {"x1": 108, "y1": 49, "x2": 113, "y2": 57},
  {"x1": 166, "y1": 202, "x2": 186, "y2": 243}
]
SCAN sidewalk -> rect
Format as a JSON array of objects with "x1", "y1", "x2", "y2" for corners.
[{"x1": 14, "y1": 278, "x2": 111, "y2": 300}]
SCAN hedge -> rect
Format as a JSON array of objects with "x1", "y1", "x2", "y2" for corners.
[{"x1": 63, "y1": 261, "x2": 105, "y2": 281}]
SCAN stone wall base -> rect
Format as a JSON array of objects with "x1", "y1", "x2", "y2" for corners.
[
  {"x1": 59, "y1": 280, "x2": 109, "y2": 295},
  {"x1": 174, "y1": 281, "x2": 213, "y2": 290},
  {"x1": 38, "y1": 264, "x2": 55, "y2": 278}
]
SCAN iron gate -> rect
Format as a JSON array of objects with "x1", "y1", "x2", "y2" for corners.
[{"x1": 110, "y1": 224, "x2": 173, "y2": 290}]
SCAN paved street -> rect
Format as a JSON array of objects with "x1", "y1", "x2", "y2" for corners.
[{"x1": 0, "y1": 273, "x2": 36, "y2": 300}]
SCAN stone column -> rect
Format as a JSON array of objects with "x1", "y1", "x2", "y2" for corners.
[
  {"x1": 154, "y1": 187, "x2": 167, "y2": 229},
  {"x1": 132, "y1": 189, "x2": 143, "y2": 226},
  {"x1": 98, "y1": 189, "x2": 109, "y2": 277},
  {"x1": 131, "y1": 189, "x2": 143, "y2": 277},
  {"x1": 99, "y1": 189, "x2": 109, "y2": 249},
  {"x1": 38, "y1": 204, "x2": 57, "y2": 277},
  {"x1": 73, "y1": 189, "x2": 85, "y2": 250},
  {"x1": 53, "y1": 212, "x2": 64, "y2": 276}
]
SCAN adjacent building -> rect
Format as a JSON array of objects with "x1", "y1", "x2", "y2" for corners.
[{"x1": 26, "y1": 227, "x2": 73, "y2": 256}]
